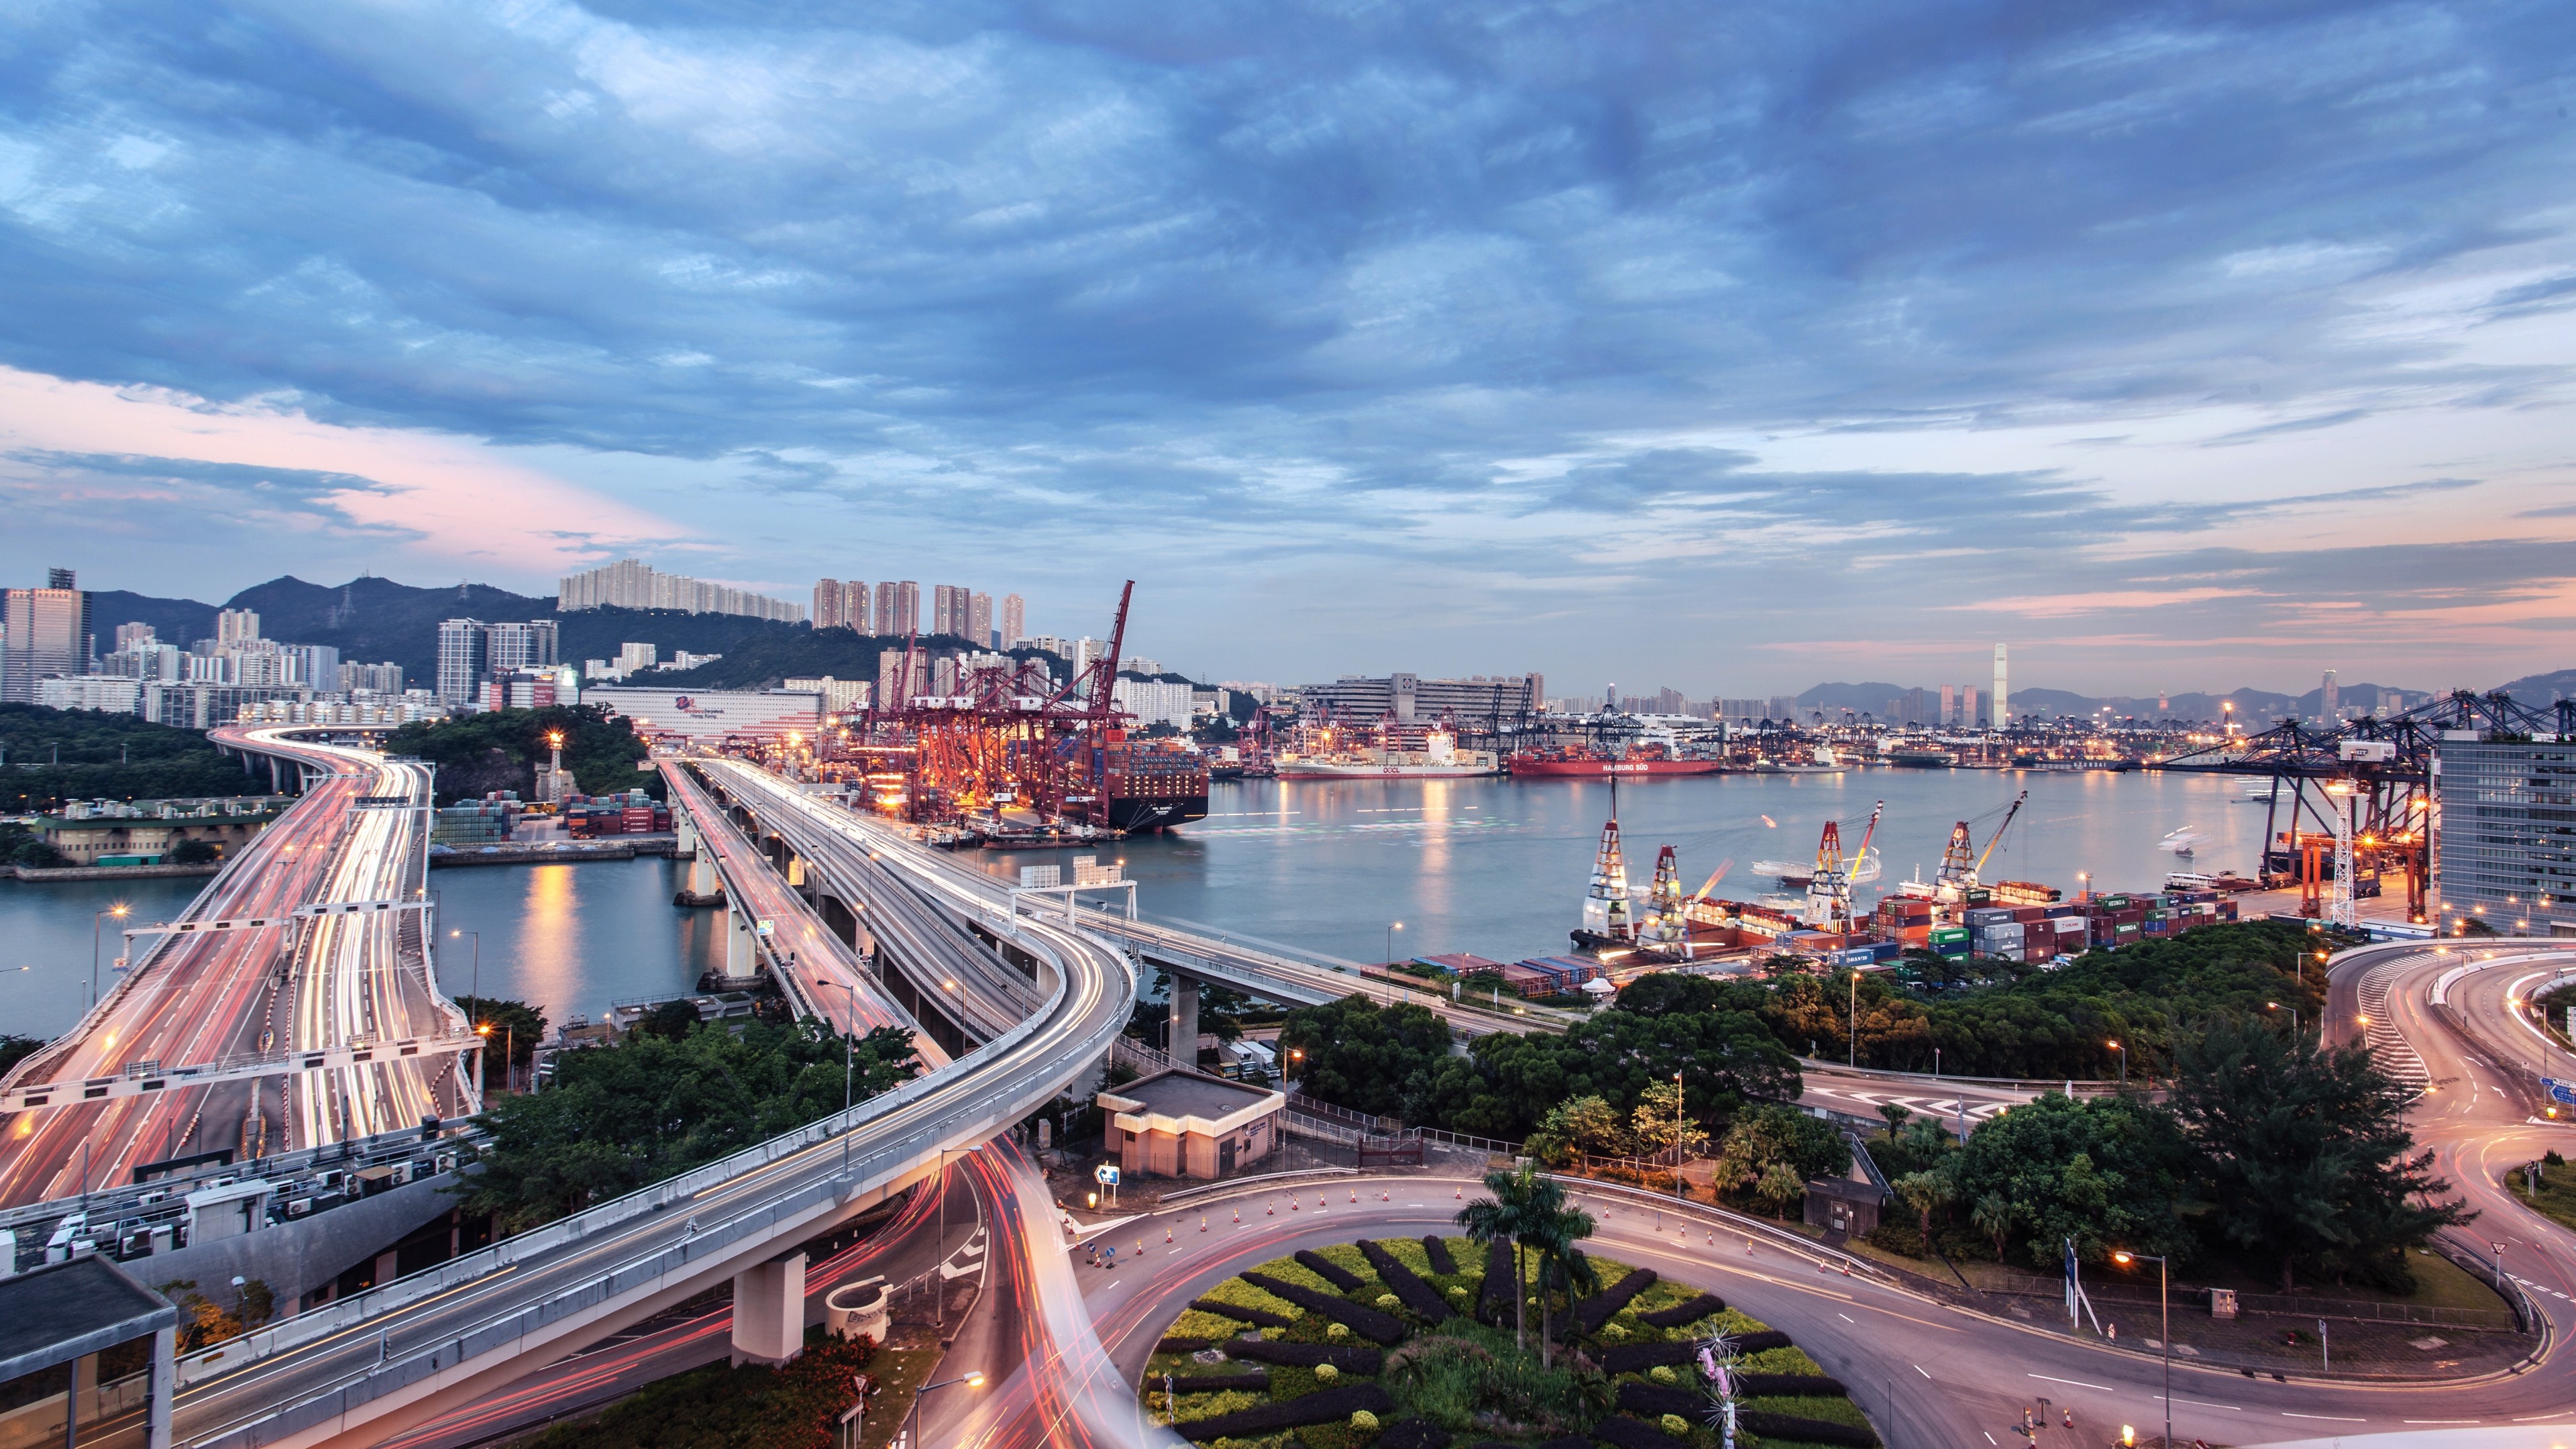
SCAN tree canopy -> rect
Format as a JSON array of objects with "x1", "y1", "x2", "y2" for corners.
[
  {"x1": 458, "y1": 1018, "x2": 919, "y2": 1228},
  {"x1": 386, "y1": 704, "x2": 655, "y2": 804}
]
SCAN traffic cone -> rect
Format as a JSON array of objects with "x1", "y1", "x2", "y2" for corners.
[
  {"x1": 1136, "y1": 1238, "x2": 1144, "y2": 1256},
  {"x1": 1289, "y1": 1199, "x2": 1297, "y2": 1212},
  {"x1": 1381, "y1": 1190, "x2": 1389, "y2": 1201},
  {"x1": 1350, "y1": 1189, "x2": 1358, "y2": 1203},
  {"x1": 1166, "y1": 1225, "x2": 1173, "y2": 1243},
  {"x1": 1199, "y1": 1215, "x2": 1207, "y2": 1233},
  {"x1": 1234, "y1": 1207, "x2": 1242, "y2": 1224},
  {"x1": 1454, "y1": 1186, "x2": 1462, "y2": 1199},
  {"x1": 1268, "y1": 1201, "x2": 1276, "y2": 1216}
]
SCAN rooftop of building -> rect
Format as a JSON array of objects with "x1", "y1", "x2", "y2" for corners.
[
  {"x1": 1104, "y1": 1069, "x2": 1279, "y2": 1122},
  {"x1": 0, "y1": 1256, "x2": 176, "y2": 1381}
]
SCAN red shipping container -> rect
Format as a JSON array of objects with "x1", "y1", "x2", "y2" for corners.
[{"x1": 2012, "y1": 907, "x2": 2049, "y2": 923}]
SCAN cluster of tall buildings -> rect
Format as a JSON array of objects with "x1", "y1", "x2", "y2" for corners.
[
  {"x1": 4, "y1": 569, "x2": 431, "y2": 727},
  {"x1": 436, "y1": 618, "x2": 569, "y2": 706},
  {"x1": 812, "y1": 578, "x2": 1026, "y2": 649},
  {"x1": 558, "y1": 558, "x2": 804, "y2": 623}
]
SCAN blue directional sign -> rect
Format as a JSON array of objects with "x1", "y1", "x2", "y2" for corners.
[
  {"x1": 2542, "y1": 1077, "x2": 2576, "y2": 1108},
  {"x1": 1095, "y1": 1164, "x2": 1121, "y2": 1185}
]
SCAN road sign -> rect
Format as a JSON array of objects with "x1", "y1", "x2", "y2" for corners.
[
  {"x1": 2544, "y1": 1077, "x2": 2576, "y2": 1108},
  {"x1": 1095, "y1": 1164, "x2": 1120, "y2": 1185}
]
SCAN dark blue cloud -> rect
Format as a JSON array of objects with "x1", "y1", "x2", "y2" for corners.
[{"x1": 1, "y1": 0, "x2": 2571, "y2": 688}]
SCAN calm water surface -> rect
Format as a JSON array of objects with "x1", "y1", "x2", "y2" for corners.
[
  {"x1": 960, "y1": 766, "x2": 2272, "y2": 967},
  {"x1": 2, "y1": 769, "x2": 2268, "y2": 1033}
]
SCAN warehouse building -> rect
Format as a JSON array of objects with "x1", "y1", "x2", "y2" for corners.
[{"x1": 1292, "y1": 672, "x2": 1544, "y2": 729}]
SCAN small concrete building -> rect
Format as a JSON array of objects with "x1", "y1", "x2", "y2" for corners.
[
  {"x1": 1097, "y1": 1069, "x2": 1284, "y2": 1179},
  {"x1": 0, "y1": 1255, "x2": 179, "y2": 1448},
  {"x1": 1803, "y1": 1169, "x2": 1885, "y2": 1238}
]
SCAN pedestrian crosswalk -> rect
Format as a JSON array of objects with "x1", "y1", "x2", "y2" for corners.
[{"x1": 2357, "y1": 962, "x2": 2429, "y2": 1089}]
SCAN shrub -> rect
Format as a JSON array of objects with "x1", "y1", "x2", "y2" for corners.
[
  {"x1": 1316, "y1": 1364, "x2": 1340, "y2": 1383},
  {"x1": 1648, "y1": 1366, "x2": 1676, "y2": 1385},
  {"x1": 1351, "y1": 1411, "x2": 1379, "y2": 1430},
  {"x1": 1327, "y1": 1324, "x2": 1351, "y2": 1341},
  {"x1": 1659, "y1": 1415, "x2": 1690, "y2": 1436},
  {"x1": 1602, "y1": 1322, "x2": 1629, "y2": 1340},
  {"x1": 1376, "y1": 1294, "x2": 1399, "y2": 1310}
]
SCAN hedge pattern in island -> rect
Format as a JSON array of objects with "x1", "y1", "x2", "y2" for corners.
[{"x1": 1142, "y1": 1237, "x2": 1880, "y2": 1449}]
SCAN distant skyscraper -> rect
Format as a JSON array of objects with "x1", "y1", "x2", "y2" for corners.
[
  {"x1": 115, "y1": 622, "x2": 156, "y2": 649},
  {"x1": 813, "y1": 578, "x2": 847, "y2": 631},
  {"x1": 437, "y1": 619, "x2": 489, "y2": 704},
  {"x1": 931, "y1": 584, "x2": 959, "y2": 637},
  {"x1": 1990, "y1": 644, "x2": 2008, "y2": 727},
  {"x1": 875, "y1": 580, "x2": 919, "y2": 637},
  {"x1": 486, "y1": 621, "x2": 559, "y2": 672},
  {"x1": 1, "y1": 569, "x2": 91, "y2": 703},
  {"x1": 1939, "y1": 684, "x2": 1956, "y2": 724},
  {"x1": 557, "y1": 557, "x2": 804, "y2": 622},
  {"x1": 217, "y1": 608, "x2": 261, "y2": 646},
  {"x1": 969, "y1": 591, "x2": 994, "y2": 648},
  {"x1": 1000, "y1": 593, "x2": 1026, "y2": 649},
  {"x1": 2322, "y1": 668, "x2": 2340, "y2": 720}
]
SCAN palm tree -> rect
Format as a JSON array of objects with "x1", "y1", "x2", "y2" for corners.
[
  {"x1": 1456, "y1": 1161, "x2": 1544, "y2": 1352},
  {"x1": 1527, "y1": 1201, "x2": 1599, "y2": 1369},
  {"x1": 1972, "y1": 1191, "x2": 2014, "y2": 1263},
  {"x1": 1894, "y1": 1169, "x2": 1953, "y2": 1247}
]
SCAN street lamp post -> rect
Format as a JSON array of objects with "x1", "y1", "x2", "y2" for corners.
[
  {"x1": 2108, "y1": 1038, "x2": 2126, "y2": 1086},
  {"x1": 91, "y1": 903, "x2": 129, "y2": 1012},
  {"x1": 907, "y1": 1371, "x2": 985, "y2": 1449},
  {"x1": 1848, "y1": 971, "x2": 1859, "y2": 1067},
  {"x1": 476, "y1": 1023, "x2": 493, "y2": 1095},
  {"x1": 2268, "y1": 1000, "x2": 2299, "y2": 1040},
  {"x1": 843, "y1": 981, "x2": 858, "y2": 1173},
  {"x1": 1387, "y1": 921, "x2": 1401, "y2": 967},
  {"x1": 2112, "y1": 1250, "x2": 2171, "y2": 1449}
]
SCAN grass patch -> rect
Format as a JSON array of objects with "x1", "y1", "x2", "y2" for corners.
[
  {"x1": 1742, "y1": 1394, "x2": 1874, "y2": 1430},
  {"x1": 1162, "y1": 1389, "x2": 1265, "y2": 1425},
  {"x1": 1171, "y1": 1309, "x2": 1252, "y2": 1340},
  {"x1": 1206, "y1": 1278, "x2": 1303, "y2": 1318}
]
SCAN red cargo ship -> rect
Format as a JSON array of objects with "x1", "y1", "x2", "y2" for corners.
[{"x1": 1509, "y1": 745, "x2": 1725, "y2": 778}]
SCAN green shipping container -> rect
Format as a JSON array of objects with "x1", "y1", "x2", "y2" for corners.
[{"x1": 1929, "y1": 926, "x2": 1970, "y2": 944}]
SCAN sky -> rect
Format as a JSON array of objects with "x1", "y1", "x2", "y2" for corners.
[{"x1": 1, "y1": 0, "x2": 2572, "y2": 697}]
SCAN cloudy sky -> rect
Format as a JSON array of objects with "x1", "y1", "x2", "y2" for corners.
[{"x1": 3, "y1": 0, "x2": 2571, "y2": 696}]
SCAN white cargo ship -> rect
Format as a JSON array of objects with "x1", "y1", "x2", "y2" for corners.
[{"x1": 1275, "y1": 729, "x2": 1500, "y2": 779}]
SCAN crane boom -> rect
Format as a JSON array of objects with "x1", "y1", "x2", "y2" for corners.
[{"x1": 1972, "y1": 790, "x2": 2027, "y2": 875}]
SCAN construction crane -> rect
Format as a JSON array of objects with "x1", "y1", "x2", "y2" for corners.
[{"x1": 1931, "y1": 791, "x2": 2026, "y2": 898}]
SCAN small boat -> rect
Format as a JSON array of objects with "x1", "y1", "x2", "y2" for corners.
[{"x1": 2158, "y1": 826, "x2": 2205, "y2": 857}]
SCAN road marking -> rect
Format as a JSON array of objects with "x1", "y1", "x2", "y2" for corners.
[
  {"x1": 2405, "y1": 1420, "x2": 2482, "y2": 1426},
  {"x1": 1983, "y1": 1436, "x2": 1997, "y2": 1446},
  {"x1": 1838, "y1": 1313, "x2": 1856, "y2": 1324},
  {"x1": 1915, "y1": 1365, "x2": 1932, "y2": 1379},
  {"x1": 2159, "y1": 1396, "x2": 2242, "y2": 1411},
  {"x1": 2029, "y1": 1374, "x2": 2110, "y2": 1391},
  {"x1": 2282, "y1": 1413, "x2": 2369, "y2": 1423}
]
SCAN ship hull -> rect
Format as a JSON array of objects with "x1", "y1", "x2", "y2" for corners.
[
  {"x1": 1109, "y1": 794, "x2": 1209, "y2": 831},
  {"x1": 1509, "y1": 757, "x2": 1724, "y2": 778},
  {"x1": 1276, "y1": 762, "x2": 1497, "y2": 778}
]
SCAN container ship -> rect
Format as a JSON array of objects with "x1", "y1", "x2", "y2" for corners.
[
  {"x1": 1275, "y1": 727, "x2": 1499, "y2": 779},
  {"x1": 1063, "y1": 735, "x2": 1210, "y2": 831},
  {"x1": 1509, "y1": 743, "x2": 1723, "y2": 778}
]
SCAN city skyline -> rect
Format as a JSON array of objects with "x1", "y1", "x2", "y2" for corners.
[{"x1": 1, "y1": 3, "x2": 2571, "y2": 694}]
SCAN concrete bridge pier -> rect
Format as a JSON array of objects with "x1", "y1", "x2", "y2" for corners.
[
  {"x1": 730, "y1": 1250, "x2": 808, "y2": 1366},
  {"x1": 726, "y1": 905, "x2": 759, "y2": 979}
]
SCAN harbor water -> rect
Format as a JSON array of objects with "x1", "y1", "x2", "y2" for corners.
[{"x1": 1, "y1": 768, "x2": 2270, "y2": 1033}]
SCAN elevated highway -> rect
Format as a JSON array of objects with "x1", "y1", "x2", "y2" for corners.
[
  {"x1": 0, "y1": 726, "x2": 469, "y2": 1208},
  {"x1": 163, "y1": 783, "x2": 1138, "y2": 1449}
]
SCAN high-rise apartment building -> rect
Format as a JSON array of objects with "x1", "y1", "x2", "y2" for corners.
[
  {"x1": 217, "y1": 608, "x2": 262, "y2": 647},
  {"x1": 1000, "y1": 593, "x2": 1026, "y2": 649},
  {"x1": 969, "y1": 591, "x2": 993, "y2": 649},
  {"x1": 2322, "y1": 669, "x2": 2341, "y2": 720},
  {"x1": 812, "y1": 578, "x2": 871, "y2": 633},
  {"x1": 2, "y1": 569, "x2": 91, "y2": 704},
  {"x1": 437, "y1": 619, "x2": 490, "y2": 704},
  {"x1": 1990, "y1": 644, "x2": 2009, "y2": 727},
  {"x1": 931, "y1": 584, "x2": 981, "y2": 639},
  {"x1": 557, "y1": 558, "x2": 804, "y2": 623},
  {"x1": 114, "y1": 622, "x2": 156, "y2": 650},
  {"x1": 875, "y1": 580, "x2": 920, "y2": 637},
  {"x1": 339, "y1": 661, "x2": 405, "y2": 694},
  {"x1": 280, "y1": 643, "x2": 341, "y2": 688},
  {"x1": 486, "y1": 621, "x2": 560, "y2": 672}
]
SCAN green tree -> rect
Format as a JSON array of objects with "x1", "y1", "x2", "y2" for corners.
[
  {"x1": 458, "y1": 1018, "x2": 919, "y2": 1228},
  {"x1": 2167, "y1": 1017, "x2": 2474, "y2": 1291},
  {"x1": 1755, "y1": 1162, "x2": 1805, "y2": 1219},
  {"x1": 1277, "y1": 996, "x2": 1454, "y2": 1118},
  {"x1": 1525, "y1": 1095, "x2": 1627, "y2": 1165},
  {"x1": 1894, "y1": 1168, "x2": 1953, "y2": 1245},
  {"x1": 1526, "y1": 1195, "x2": 1599, "y2": 1368},
  {"x1": 455, "y1": 997, "x2": 549, "y2": 1091},
  {"x1": 1971, "y1": 1191, "x2": 2014, "y2": 1262},
  {"x1": 1713, "y1": 1104, "x2": 1848, "y2": 1199},
  {"x1": 1945, "y1": 1091, "x2": 2190, "y2": 1268},
  {"x1": 384, "y1": 704, "x2": 655, "y2": 804},
  {"x1": 1456, "y1": 1162, "x2": 1548, "y2": 1353}
]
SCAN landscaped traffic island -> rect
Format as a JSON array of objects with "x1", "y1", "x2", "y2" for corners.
[{"x1": 1142, "y1": 1236, "x2": 1877, "y2": 1449}]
